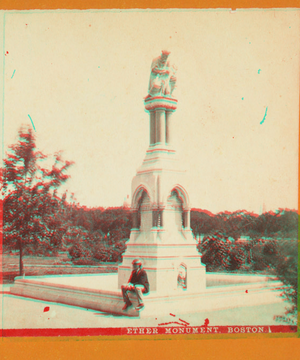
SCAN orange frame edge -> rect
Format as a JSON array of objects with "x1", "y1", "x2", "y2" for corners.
[{"x1": 0, "y1": 0, "x2": 299, "y2": 359}]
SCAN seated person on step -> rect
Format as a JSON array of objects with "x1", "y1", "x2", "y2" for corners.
[{"x1": 121, "y1": 259, "x2": 149, "y2": 311}]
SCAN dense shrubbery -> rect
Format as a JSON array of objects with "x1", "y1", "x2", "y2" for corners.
[
  {"x1": 198, "y1": 232, "x2": 297, "y2": 275},
  {"x1": 93, "y1": 243, "x2": 126, "y2": 263},
  {"x1": 198, "y1": 232, "x2": 298, "y2": 321},
  {"x1": 228, "y1": 246, "x2": 246, "y2": 271},
  {"x1": 63, "y1": 207, "x2": 131, "y2": 264},
  {"x1": 270, "y1": 240, "x2": 298, "y2": 319},
  {"x1": 72, "y1": 258, "x2": 101, "y2": 266},
  {"x1": 68, "y1": 243, "x2": 91, "y2": 261},
  {"x1": 199, "y1": 233, "x2": 249, "y2": 272},
  {"x1": 191, "y1": 208, "x2": 298, "y2": 241},
  {"x1": 193, "y1": 208, "x2": 298, "y2": 316}
]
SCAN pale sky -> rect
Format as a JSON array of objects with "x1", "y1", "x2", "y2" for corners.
[{"x1": 1, "y1": 10, "x2": 299, "y2": 213}]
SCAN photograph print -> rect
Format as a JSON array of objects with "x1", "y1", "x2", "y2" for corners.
[{"x1": 1, "y1": 9, "x2": 299, "y2": 337}]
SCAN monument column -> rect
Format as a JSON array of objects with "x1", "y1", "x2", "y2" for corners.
[
  {"x1": 152, "y1": 209, "x2": 158, "y2": 227},
  {"x1": 150, "y1": 111, "x2": 156, "y2": 145},
  {"x1": 158, "y1": 209, "x2": 163, "y2": 227},
  {"x1": 184, "y1": 210, "x2": 191, "y2": 229},
  {"x1": 166, "y1": 110, "x2": 173, "y2": 145},
  {"x1": 155, "y1": 109, "x2": 166, "y2": 145}
]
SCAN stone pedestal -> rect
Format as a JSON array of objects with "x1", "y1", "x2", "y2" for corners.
[
  {"x1": 11, "y1": 274, "x2": 284, "y2": 318},
  {"x1": 118, "y1": 96, "x2": 206, "y2": 294}
]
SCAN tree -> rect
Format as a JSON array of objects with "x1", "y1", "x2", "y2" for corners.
[
  {"x1": 199, "y1": 232, "x2": 231, "y2": 271},
  {"x1": 190, "y1": 209, "x2": 216, "y2": 237},
  {"x1": 228, "y1": 245, "x2": 246, "y2": 271},
  {"x1": 2, "y1": 126, "x2": 73, "y2": 275},
  {"x1": 269, "y1": 239, "x2": 298, "y2": 322}
]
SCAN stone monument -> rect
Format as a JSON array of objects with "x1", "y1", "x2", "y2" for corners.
[{"x1": 118, "y1": 51, "x2": 206, "y2": 294}]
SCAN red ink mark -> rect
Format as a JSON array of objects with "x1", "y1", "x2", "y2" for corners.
[
  {"x1": 233, "y1": 137, "x2": 234, "y2": 139},
  {"x1": 246, "y1": 290, "x2": 248, "y2": 293},
  {"x1": 179, "y1": 318, "x2": 190, "y2": 325},
  {"x1": 170, "y1": 313, "x2": 175, "y2": 317},
  {"x1": 5, "y1": 51, "x2": 9, "y2": 56},
  {"x1": 43, "y1": 306, "x2": 50, "y2": 312},
  {"x1": 204, "y1": 318, "x2": 209, "y2": 326},
  {"x1": 158, "y1": 321, "x2": 188, "y2": 327},
  {"x1": 89, "y1": 24, "x2": 91, "y2": 27}
]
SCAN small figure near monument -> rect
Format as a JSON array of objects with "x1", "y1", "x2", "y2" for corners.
[
  {"x1": 147, "y1": 50, "x2": 177, "y2": 98},
  {"x1": 121, "y1": 259, "x2": 150, "y2": 311}
]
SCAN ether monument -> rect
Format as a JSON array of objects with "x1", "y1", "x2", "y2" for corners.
[{"x1": 118, "y1": 51, "x2": 206, "y2": 294}]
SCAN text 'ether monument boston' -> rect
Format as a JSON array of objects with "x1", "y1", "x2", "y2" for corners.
[{"x1": 118, "y1": 50, "x2": 206, "y2": 295}]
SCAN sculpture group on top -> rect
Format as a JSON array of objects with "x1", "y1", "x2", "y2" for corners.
[{"x1": 147, "y1": 50, "x2": 177, "y2": 98}]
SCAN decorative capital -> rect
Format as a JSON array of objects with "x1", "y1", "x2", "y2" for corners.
[{"x1": 144, "y1": 96, "x2": 177, "y2": 112}]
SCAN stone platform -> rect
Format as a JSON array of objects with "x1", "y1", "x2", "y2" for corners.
[{"x1": 10, "y1": 273, "x2": 284, "y2": 318}]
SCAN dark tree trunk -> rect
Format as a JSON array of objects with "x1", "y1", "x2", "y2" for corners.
[{"x1": 19, "y1": 239, "x2": 23, "y2": 276}]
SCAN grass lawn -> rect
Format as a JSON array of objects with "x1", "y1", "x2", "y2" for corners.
[{"x1": 1, "y1": 253, "x2": 118, "y2": 284}]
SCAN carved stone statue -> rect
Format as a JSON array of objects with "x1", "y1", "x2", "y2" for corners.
[
  {"x1": 177, "y1": 263, "x2": 187, "y2": 290},
  {"x1": 147, "y1": 50, "x2": 177, "y2": 98}
]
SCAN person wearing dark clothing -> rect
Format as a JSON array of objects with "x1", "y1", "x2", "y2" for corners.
[{"x1": 121, "y1": 259, "x2": 149, "y2": 311}]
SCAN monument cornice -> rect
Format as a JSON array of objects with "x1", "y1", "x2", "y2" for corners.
[
  {"x1": 146, "y1": 148, "x2": 176, "y2": 154},
  {"x1": 144, "y1": 96, "x2": 178, "y2": 111}
]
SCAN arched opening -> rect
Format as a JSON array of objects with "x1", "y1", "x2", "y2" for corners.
[
  {"x1": 131, "y1": 188, "x2": 152, "y2": 231},
  {"x1": 164, "y1": 188, "x2": 191, "y2": 230},
  {"x1": 165, "y1": 190, "x2": 184, "y2": 230},
  {"x1": 169, "y1": 185, "x2": 190, "y2": 210}
]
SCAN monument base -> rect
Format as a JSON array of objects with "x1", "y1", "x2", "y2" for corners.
[
  {"x1": 11, "y1": 273, "x2": 284, "y2": 318},
  {"x1": 118, "y1": 228, "x2": 207, "y2": 293}
]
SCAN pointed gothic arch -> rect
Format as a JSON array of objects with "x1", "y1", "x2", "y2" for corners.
[
  {"x1": 131, "y1": 184, "x2": 152, "y2": 210},
  {"x1": 167, "y1": 184, "x2": 190, "y2": 210}
]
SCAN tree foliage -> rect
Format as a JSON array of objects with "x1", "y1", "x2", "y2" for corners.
[
  {"x1": 191, "y1": 208, "x2": 297, "y2": 240},
  {"x1": 2, "y1": 126, "x2": 73, "y2": 274},
  {"x1": 198, "y1": 231, "x2": 298, "y2": 321},
  {"x1": 64, "y1": 207, "x2": 131, "y2": 264}
]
